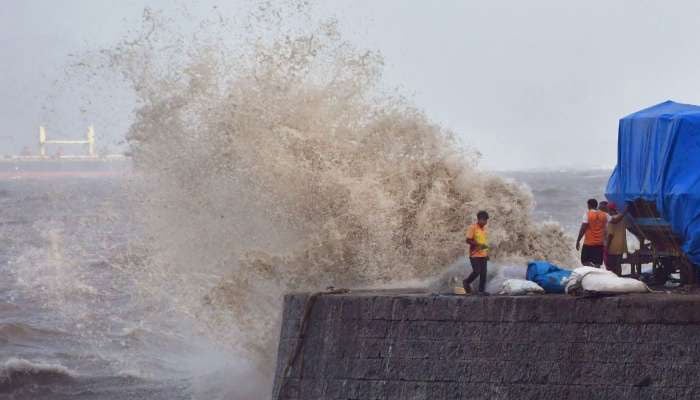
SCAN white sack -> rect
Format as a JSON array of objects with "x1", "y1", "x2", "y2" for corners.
[
  {"x1": 566, "y1": 267, "x2": 650, "y2": 294},
  {"x1": 499, "y1": 279, "x2": 545, "y2": 296}
]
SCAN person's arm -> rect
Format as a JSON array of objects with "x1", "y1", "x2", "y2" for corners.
[
  {"x1": 465, "y1": 226, "x2": 485, "y2": 250},
  {"x1": 466, "y1": 235, "x2": 484, "y2": 248},
  {"x1": 605, "y1": 224, "x2": 613, "y2": 249},
  {"x1": 576, "y1": 211, "x2": 589, "y2": 250},
  {"x1": 576, "y1": 223, "x2": 588, "y2": 250},
  {"x1": 609, "y1": 214, "x2": 623, "y2": 224},
  {"x1": 608, "y1": 207, "x2": 629, "y2": 224}
]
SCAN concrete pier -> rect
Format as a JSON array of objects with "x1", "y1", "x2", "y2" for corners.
[{"x1": 272, "y1": 290, "x2": 700, "y2": 399}]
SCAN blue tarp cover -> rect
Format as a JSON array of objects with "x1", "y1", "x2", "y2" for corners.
[
  {"x1": 606, "y1": 101, "x2": 700, "y2": 265},
  {"x1": 526, "y1": 261, "x2": 572, "y2": 293}
]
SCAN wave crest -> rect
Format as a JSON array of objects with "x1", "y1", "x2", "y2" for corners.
[{"x1": 0, "y1": 358, "x2": 75, "y2": 391}]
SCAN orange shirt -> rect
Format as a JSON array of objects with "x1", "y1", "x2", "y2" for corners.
[
  {"x1": 465, "y1": 223, "x2": 488, "y2": 258},
  {"x1": 583, "y1": 210, "x2": 609, "y2": 246}
]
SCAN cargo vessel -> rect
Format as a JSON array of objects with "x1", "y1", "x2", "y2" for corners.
[{"x1": 0, "y1": 126, "x2": 129, "y2": 179}]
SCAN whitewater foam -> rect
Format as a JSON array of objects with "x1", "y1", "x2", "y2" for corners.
[{"x1": 0, "y1": 358, "x2": 76, "y2": 384}]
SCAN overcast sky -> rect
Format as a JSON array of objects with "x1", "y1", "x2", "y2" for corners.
[{"x1": 2, "y1": 0, "x2": 700, "y2": 170}]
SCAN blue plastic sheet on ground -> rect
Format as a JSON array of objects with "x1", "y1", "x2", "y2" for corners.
[
  {"x1": 605, "y1": 101, "x2": 700, "y2": 266},
  {"x1": 526, "y1": 261, "x2": 572, "y2": 294}
]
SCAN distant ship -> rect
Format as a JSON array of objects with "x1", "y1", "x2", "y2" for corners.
[{"x1": 0, "y1": 126, "x2": 130, "y2": 179}]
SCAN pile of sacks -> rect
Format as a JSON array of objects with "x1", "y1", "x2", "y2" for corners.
[{"x1": 497, "y1": 262, "x2": 650, "y2": 296}]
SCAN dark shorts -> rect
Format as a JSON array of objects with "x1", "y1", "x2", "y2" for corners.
[{"x1": 581, "y1": 245, "x2": 604, "y2": 266}]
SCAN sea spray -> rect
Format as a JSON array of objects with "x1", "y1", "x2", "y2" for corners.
[{"x1": 74, "y1": 2, "x2": 577, "y2": 396}]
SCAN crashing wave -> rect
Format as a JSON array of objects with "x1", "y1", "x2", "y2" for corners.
[
  {"x1": 0, "y1": 358, "x2": 76, "y2": 390},
  {"x1": 68, "y1": 1, "x2": 577, "y2": 396}
]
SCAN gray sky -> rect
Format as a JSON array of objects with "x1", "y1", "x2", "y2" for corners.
[{"x1": 2, "y1": 0, "x2": 700, "y2": 170}]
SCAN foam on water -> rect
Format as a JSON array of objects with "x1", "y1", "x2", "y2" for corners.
[{"x1": 0, "y1": 358, "x2": 77, "y2": 393}]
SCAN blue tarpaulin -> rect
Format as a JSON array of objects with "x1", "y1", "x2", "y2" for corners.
[
  {"x1": 605, "y1": 101, "x2": 700, "y2": 265},
  {"x1": 526, "y1": 261, "x2": 572, "y2": 293}
]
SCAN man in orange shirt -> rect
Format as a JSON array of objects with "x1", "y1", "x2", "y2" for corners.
[
  {"x1": 463, "y1": 210, "x2": 490, "y2": 295},
  {"x1": 576, "y1": 199, "x2": 608, "y2": 266},
  {"x1": 576, "y1": 198, "x2": 626, "y2": 267}
]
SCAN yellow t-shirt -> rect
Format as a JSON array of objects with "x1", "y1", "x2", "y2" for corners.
[{"x1": 466, "y1": 223, "x2": 488, "y2": 258}]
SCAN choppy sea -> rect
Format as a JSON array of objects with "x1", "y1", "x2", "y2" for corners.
[{"x1": 0, "y1": 170, "x2": 609, "y2": 399}]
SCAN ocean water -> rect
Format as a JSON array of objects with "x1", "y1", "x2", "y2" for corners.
[
  {"x1": 0, "y1": 4, "x2": 617, "y2": 398},
  {"x1": 0, "y1": 178, "x2": 185, "y2": 399},
  {"x1": 0, "y1": 171, "x2": 608, "y2": 399},
  {"x1": 0, "y1": 178, "x2": 266, "y2": 399},
  {"x1": 503, "y1": 169, "x2": 612, "y2": 233}
]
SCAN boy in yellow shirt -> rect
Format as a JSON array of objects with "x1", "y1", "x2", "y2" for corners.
[{"x1": 463, "y1": 210, "x2": 489, "y2": 295}]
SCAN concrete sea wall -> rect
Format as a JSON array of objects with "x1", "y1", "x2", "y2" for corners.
[{"x1": 272, "y1": 290, "x2": 700, "y2": 400}]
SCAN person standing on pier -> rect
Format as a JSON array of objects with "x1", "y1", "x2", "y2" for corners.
[
  {"x1": 576, "y1": 199, "x2": 607, "y2": 267},
  {"x1": 463, "y1": 210, "x2": 490, "y2": 295},
  {"x1": 577, "y1": 198, "x2": 625, "y2": 267},
  {"x1": 605, "y1": 202, "x2": 628, "y2": 276}
]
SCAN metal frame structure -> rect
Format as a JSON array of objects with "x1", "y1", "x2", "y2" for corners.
[
  {"x1": 623, "y1": 199, "x2": 696, "y2": 284},
  {"x1": 39, "y1": 126, "x2": 95, "y2": 158}
]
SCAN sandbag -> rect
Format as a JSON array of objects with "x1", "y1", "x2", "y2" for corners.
[
  {"x1": 499, "y1": 279, "x2": 545, "y2": 296},
  {"x1": 566, "y1": 267, "x2": 650, "y2": 294},
  {"x1": 485, "y1": 264, "x2": 530, "y2": 294},
  {"x1": 526, "y1": 261, "x2": 572, "y2": 293}
]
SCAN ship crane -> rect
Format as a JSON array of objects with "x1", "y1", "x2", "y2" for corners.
[{"x1": 39, "y1": 126, "x2": 95, "y2": 158}]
